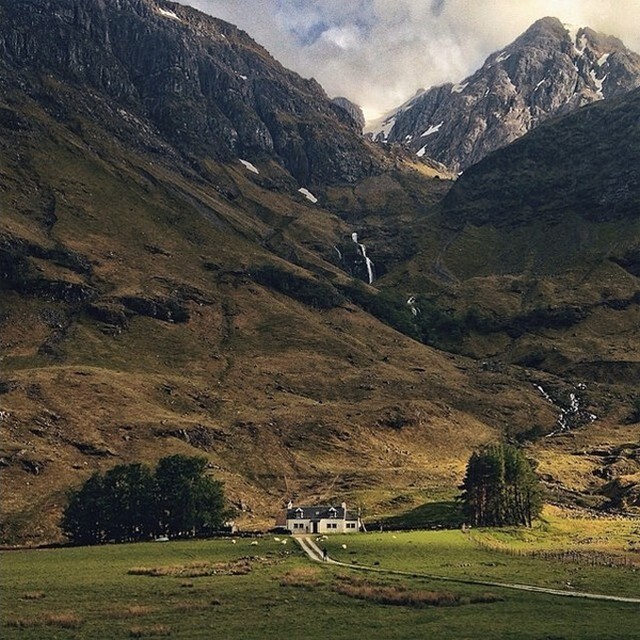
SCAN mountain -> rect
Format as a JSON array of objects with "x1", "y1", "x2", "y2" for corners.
[
  {"x1": 378, "y1": 88, "x2": 640, "y2": 514},
  {"x1": 0, "y1": 0, "x2": 549, "y2": 544},
  {"x1": 383, "y1": 86, "x2": 640, "y2": 427},
  {"x1": 377, "y1": 17, "x2": 640, "y2": 171},
  {"x1": 1, "y1": 1, "x2": 638, "y2": 545},
  {"x1": 0, "y1": 0, "x2": 386, "y2": 185}
]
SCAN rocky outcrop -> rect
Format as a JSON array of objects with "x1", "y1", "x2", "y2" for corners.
[
  {"x1": 378, "y1": 17, "x2": 640, "y2": 171},
  {"x1": 331, "y1": 97, "x2": 366, "y2": 132},
  {"x1": 0, "y1": 0, "x2": 383, "y2": 184}
]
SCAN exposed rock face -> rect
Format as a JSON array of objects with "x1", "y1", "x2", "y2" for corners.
[
  {"x1": 0, "y1": 0, "x2": 382, "y2": 184},
  {"x1": 379, "y1": 17, "x2": 640, "y2": 171},
  {"x1": 331, "y1": 97, "x2": 366, "y2": 133}
]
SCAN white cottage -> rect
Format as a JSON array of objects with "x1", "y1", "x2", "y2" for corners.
[{"x1": 285, "y1": 501, "x2": 361, "y2": 534}]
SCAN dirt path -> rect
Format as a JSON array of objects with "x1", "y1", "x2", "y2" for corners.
[{"x1": 295, "y1": 536, "x2": 640, "y2": 604}]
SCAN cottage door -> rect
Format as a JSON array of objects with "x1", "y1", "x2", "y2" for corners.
[{"x1": 312, "y1": 521, "x2": 318, "y2": 534}]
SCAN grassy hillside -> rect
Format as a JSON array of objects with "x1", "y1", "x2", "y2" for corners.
[{"x1": 0, "y1": 71, "x2": 563, "y2": 544}]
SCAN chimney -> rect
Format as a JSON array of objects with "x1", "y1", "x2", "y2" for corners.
[{"x1": 287, "y1": 499, "x2": 293, "y2": 509}]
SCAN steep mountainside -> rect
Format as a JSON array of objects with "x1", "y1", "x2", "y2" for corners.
[
  {"x1": 0, "y1": 0, "x2": 385, "y2": 185},
  {"x1": 1, "y1": 1, "x2": 638, "y2": 545},
  {"x1": 0, "y1": 0, "x2": 558, "y2": 544},
  {"x1": 378, "y1": 90, "x2": 640, "y2": 514},
  {"x1": 383, "y1": 87, "x2": 640, "y2": 412},
  {"x1": 378, "y1": 17, "x2": 640, "y2": 171},
  {"x1": 444, "y1": 88, "x2": 640, "y2": 226},
  {"x1": 331, "y1": 97, "x2": 366, "y2": 133}
]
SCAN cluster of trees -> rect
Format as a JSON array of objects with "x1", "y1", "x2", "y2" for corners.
[
  {"x1": 62, "y1": 455, "x2": 231, "y2": 545},
  {"x1": 459, "y1": 444, "x2": 543, "y2": 527}
]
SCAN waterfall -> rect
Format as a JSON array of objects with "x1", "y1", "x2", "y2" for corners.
[{"x1": 351, "y1": 232, "x2": 375, "y2": 284}]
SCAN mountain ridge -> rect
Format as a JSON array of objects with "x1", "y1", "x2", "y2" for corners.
[
  {"x1": 0, "y1": 0, "x2": 386, "y2": 185},
  {"x1": 377, "y1": 16, "x2": 640, "y2": 171}
]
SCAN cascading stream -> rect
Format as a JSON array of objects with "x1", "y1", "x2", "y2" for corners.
[{"x1": 351, "y1": 232, "x2": 375, "y2": 284}]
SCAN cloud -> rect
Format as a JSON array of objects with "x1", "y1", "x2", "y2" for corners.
[{"x1": 182, "y1": 1, "x2": 640, "y2": 120}]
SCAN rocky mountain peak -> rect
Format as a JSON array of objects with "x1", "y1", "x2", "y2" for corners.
[
  {"x1": 0, "y1": 0, "x2": 384, "y2": 184},
  {"x1": 377, "y1": 16, "x2": 640, "y2": 171}
]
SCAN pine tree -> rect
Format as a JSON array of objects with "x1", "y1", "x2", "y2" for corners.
[
  {"x1": 61, "y1": 473, "x2": 108, "y2": 545},
  {"x1": 101, "y1": 463, "x2": 156, "y2": 542},
  {"x1": 460, "y1": 444, "x2": 543, "y2": 527},
  {"x1": 154, "y1": 454, "x2": 228, "y2": 538}
]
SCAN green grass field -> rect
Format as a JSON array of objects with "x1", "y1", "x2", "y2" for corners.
[{"x1": 2, "y1": 516, "x2": 639, "y2": 639}]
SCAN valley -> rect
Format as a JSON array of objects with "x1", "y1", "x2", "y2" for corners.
[{"x1": 0, "y1": 0, "x2": 638, "y2": 563}]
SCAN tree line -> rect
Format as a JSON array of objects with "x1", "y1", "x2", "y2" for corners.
[
  {"x1": 62, "y1": 455, "x2": 231, "y2": 545},
  {"x1": 459, "y1": 443, "x2": 543, "y2": 527}
]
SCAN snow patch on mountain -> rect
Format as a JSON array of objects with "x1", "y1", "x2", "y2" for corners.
[
  {"x1": 590, "y1": 70, "x2": 606, "y2": 99},
  {"x1": 156, "y1": 7, "x2": 181, "y2": 21},
  {"x1": 239, "y1": 159, "x2": 259, "y2": 174},
  {"x1": 421, "y1": 121, "x2": 444, "y2": 137},
  {"x1": 298, "y1": 188, "x2": 318, "y2": 203}
]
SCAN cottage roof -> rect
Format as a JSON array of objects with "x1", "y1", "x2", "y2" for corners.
[{"x1": 286, "y1": 505, "x2": 359, "y2": 522}]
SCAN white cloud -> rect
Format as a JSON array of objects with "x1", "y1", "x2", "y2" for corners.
[{"x1": 181, "y1": 1, "x2": 640, "y2": 121}]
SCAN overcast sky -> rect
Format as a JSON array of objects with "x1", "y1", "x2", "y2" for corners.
[{"x1": 179, "y1": 1, "x2": 640, "y2": 121}]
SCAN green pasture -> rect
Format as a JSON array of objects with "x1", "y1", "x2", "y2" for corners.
[
  {"x1": 326, "y1": 515, "x2": 640, "y2": 599},
  {"x1": 1, "y1": 525, "x2": 639, "y2": 640}
]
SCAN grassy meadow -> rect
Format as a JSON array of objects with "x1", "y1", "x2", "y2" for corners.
[{"x1": 2, "y1": 514, "x2": 639, "y2": 640}]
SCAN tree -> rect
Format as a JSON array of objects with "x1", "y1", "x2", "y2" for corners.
[
  {"x1": 61, "y1": 455, "x2": 230, "y2": 545},
  {"x1": 459, "y1": 444, "x2": 543, "y2": 527},
  {"x1": 154, "y1": 454, "x2": 228, "y2": 538},
  {"x1": 101, "y1": 463, "x2": 156, "y2": 542},
  {"x1": 61, "y1": 473, "x2": 108, "y2": 545}
]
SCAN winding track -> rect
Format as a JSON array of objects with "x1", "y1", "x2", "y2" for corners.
[{"x1": 295, "y1": 535, "x2": 640, "y2": 604}]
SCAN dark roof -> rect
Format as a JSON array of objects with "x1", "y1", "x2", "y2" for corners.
[{"x1": 286, "y1": 505, "x2": 359, "y2": 521}]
